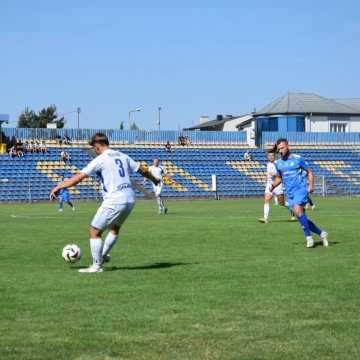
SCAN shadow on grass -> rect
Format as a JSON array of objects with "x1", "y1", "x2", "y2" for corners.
[
  {"x1": 72, "y1": 262, "x2": 194, "y2": 271},
  {"x1": 293, "y1": 241, "x2": 340, "y2": 247},
  {"x1": 107, "y1": 262, "x2": 194, "y2": 271}
]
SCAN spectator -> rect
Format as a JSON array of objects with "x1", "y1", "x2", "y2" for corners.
[
  {"x1": 56, "y1": 135, "x2": 63, "y2": 146},
  {"x1": 9, "y1": 146, "x2": 16, "y2": 158},
  {"x1": 60, "y1": 150, "x2": 71, "y2": 163},
  {"x1": 40, "y1": 140, "x2": 48, "y2": 153},
  {"x1": 164, "y1": 141, "x2": 173, "y2": 153},
  {"x1": 178, "y1": 135, "x2": 189, "y2": 146},
  {"x1": 34, "y1": 140, "x2": 41, "y2": 153},
  {"x1": 29, "y1": 140, "x2": 35, "y2": 153},
  {"x1": 63, "y1": 134, "x2": 71, "y2": 145},
  {"x1": 244, "y1": 150, "x2": 252, "y2": 161}
]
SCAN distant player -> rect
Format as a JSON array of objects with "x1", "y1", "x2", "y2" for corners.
[
  {"x1": 50, "y1": 133, "x2": 159, "y2": 273},
  {"x1": 259, "y1": 150, "x2": 295, "y2": 223},
  {"x1": 58, "y1": 181, "x2": 75, "y2": 212},
  {"x1": 148, "y1": 158, "x2": 168, "y2": 214},
  {"x1": 306, "y1": 196, "x2": 316, "y2": 210},
  {"x1": 270, "y1": 138, "x2": 328, "y2": 248}
]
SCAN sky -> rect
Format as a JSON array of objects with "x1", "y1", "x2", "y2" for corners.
[{"x1": 0, "y1": 0, "x2": 359, "y2": 130}]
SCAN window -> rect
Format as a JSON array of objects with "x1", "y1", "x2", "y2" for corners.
[{"x1": 330, "y1": 123, "x2": 347, "y2": 132}]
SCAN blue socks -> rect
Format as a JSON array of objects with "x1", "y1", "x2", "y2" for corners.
[
  {"x1": 298, "y1": 214, "x2": 322, "y2": 237},
  {"x1": 298, "y1": 214, "x2": 311, "y2": 237},
  {"x1": 308, "y1": 220, "x2": 322, "y2": 235}
]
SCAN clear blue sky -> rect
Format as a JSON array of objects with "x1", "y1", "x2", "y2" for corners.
[{"x1": 1, "y1": 0, "x2": 359, "y2": 130}]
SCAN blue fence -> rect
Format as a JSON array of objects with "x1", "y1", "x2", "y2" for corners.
[
  {"x1": 1, "y1": 128, "x2": 247, "y2": 144},
  {"x1": 262, "y1": 132, "x2": 360, "y2": 145}
]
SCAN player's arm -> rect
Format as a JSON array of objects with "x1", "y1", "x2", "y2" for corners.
[
  {"x1": 304, "y1": 168, "x2": 314, "y2": 193},
  {"x1": 50, "y1": 173, "x2": 88, "y2": 200},
  {"x1": 300, "y1": 157, "x2": 313, "y2": 193},
  {"x1": 269, "y1": 175, "x2": 282, "y2": 192},
  {"x1": 138, "y1": 165, "x2": 160, "y2": 185}
]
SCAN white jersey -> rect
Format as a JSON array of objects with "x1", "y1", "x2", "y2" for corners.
[
  {"x1": 148, "y1": 165, "x2": 166, "y2": 183},
  {"x1": 266, "y1": 162, "x2": 278, "y2": 185},
  {"x1": 81, "y1": 149, "x2": 139, "y2": 204},
  {"x1": 265, "y1": 161, "x2": 283, "y2": 195}
]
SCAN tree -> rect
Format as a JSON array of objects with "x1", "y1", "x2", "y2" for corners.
[
  {"x1": 18, "y1": 107, "x2": 38, "y2": 128},
  {"x1": 130, "y1": 122, "x2": 140, "y2": 130},
  {"x1": 119, "y1": 121, "x2": 124, "y2": 130},
  {"x1": 18, "y1": 105, "x2": 65, "y2": 128}
]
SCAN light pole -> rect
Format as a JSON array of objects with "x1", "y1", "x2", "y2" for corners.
[
  {"x1": 128, "y1": 108, "x2": 141, "y2": 129},
  {"x1": 77, "y1": 107, "x2": 81, "y2": 129},
  {"x1": 157, "y1": 106, "x2": 162, "y2": 131}
]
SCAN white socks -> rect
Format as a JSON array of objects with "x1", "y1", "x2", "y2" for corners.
[
  {"x1": 264, "y1": 203, "x2": 270, "y2": 220},
  {"x1": 90, "y1": 238, "x2": 103, "y2": 266},
  {"x1": 102, "y1": 232, "x2": 118, "y2": 257},
  {"x1": 156, "y1": 197, "x2": 164, "y2": 210}
]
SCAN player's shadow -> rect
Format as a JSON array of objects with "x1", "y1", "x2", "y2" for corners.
[
  {"x1": 107, "y1": 262, "x2": 193, "y2": 271},
  {"x1": 293, "y1": 241, "x2": 340, "y2": 247},
  {"x1": 314, "y1": 241, "x2": 340, "y2": 247}
]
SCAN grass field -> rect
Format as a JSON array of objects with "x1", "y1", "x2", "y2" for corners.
[{"x1": 1, "y1": 197, "x2": 359, "y2": 360}]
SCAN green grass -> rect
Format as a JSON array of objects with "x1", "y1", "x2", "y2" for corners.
[{"x1": 0, "y1": 197, "x2": 359, "y2": 360}]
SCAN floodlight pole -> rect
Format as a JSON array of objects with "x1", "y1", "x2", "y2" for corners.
[
  {"x1": 157, "y1": 106, "x2": 162, "y2": 131},
  {"x1": 128, "y1": 108, "x2": 141, "y2": 129}
]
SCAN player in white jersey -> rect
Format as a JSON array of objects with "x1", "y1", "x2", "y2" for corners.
[
  {"x1": 50, "y1": 133, "x2": 159, "y2": 273},
  {"x1": 259, "y1": 150, "x2": 296, "y2": 223},
  {"x1": 148, "y1": 158, "x2": 168, "y2": 214}
]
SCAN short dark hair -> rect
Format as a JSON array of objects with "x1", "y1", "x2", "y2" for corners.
[
  {"x1": 276, "y1": 138, "x2": 288, "y2": 145},
  {"x1": 89, "y1": 133, "x2": 109, "y2": 146},
  {"x1": 267, "y1": 149, "x2": 276, "y2": 154}
]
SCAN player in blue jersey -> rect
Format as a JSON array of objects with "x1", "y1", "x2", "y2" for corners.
[
  {"x1": 58, "y1": 180, "x2": 75, "y2": 212},
  {"x1": 269, "y1": 139, "x2": 328, "y2": 248}
]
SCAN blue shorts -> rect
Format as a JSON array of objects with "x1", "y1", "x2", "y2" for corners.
[
  {"x1": 287, "y1": 188, "x2": 308, "y2": 208},
  {"x1": 59, "y1": 195, "x2": 70, "y2": 202}
]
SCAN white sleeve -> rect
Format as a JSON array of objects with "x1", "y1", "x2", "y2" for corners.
[
  {"x1": 126, "y1": 155, "x2": 140, "y2": 173},
  {"x1": 162, "y1": 166, "x2": 167, "y2": 175},
  {"x1": 81, "y1": 156, "x2": 102, "y2": 176}
]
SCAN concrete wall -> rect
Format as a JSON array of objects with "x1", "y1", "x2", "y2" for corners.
[{"x1": 307, "y1": 115, "x2": 360, "y2": 132}]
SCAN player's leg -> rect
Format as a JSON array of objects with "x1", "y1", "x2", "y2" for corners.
[
  {"x1": 79, "y1": 204, "x2": 112, "y2": 273},
  {"x1": 101, "y1": 203, "x2": 135, "y2": 262},
  {"x1": 67, "y1": 201, "x2": 75, "y2": 211},
  {"x1": 273, "y1": 195, "x2": 279, "y2": 205},
  {"x1": 158, "y1": 184, "x2": 167, "y2": 214},
  {"x1": 58, "y1": 199, "x2": 64, "y2": 212},
  {"x1": 259, "y1": 192, "x2": 272, "y2": 223},
  {"x1": 307, "y1": 196, "x2": 316, "y2": 210},
  {"x1": 277, "y1": 194, "x2": 296, "y2": 221},
  {"x1": 292, "y1": 197, "x2": 328, "y2": 247}
]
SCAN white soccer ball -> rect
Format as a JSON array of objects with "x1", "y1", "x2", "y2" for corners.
[{"x1": 62, "y1": 244, "x2": 81, "y2": 263}]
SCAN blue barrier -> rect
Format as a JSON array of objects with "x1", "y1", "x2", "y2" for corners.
[
  {"x1": 262, "y1": 132, "x2": 360, "y2": 145},
  {"x1": 1, "y1": 128, "x2": 247, "y2": 144}
]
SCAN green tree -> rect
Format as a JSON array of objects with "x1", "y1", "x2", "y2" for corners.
[
  {"x1": 18, "y1": 107, "x2": 38, "y2": 128},
  {"x1": 130, "y1": 122, "x2": 140, "y2": 130},
  {"x1": 18, "y1": 105, "x2": 65, "y2": 128},
  {"x1": 119, "y1": 121, "x2": 124, "y2": 130}
]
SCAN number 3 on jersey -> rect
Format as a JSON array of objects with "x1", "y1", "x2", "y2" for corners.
[{"x1": 114, "y1": 158, "x2": 125, "y2": 177}]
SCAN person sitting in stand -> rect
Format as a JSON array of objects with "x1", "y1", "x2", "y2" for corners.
[
  {"x1": 60, "y1": 150, "x2": 71, "y2": 163},
  {"x1": 164, "y1": 141, "x2": 173, "y2": 152},
  {"x1": 40, "y1": 140, "x2": 48, "y2": 153}
]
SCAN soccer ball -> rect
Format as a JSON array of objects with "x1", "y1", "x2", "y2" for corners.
[{"x1": 62, "y1": 244, "x2": 81, "y2": 263}]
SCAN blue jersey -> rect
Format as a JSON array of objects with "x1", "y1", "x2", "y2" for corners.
[
  {"x1": 274, "y1": 154, "x2": 310, "y2": 196},
  {"x1": 59, "y1": 188, "x2": 70, "y2": 201}
]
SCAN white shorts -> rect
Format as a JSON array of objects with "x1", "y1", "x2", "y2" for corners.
[
  {"x1": 152, "y1": 183, "x2": 163, "y2": 197},
  {"x1": 265, "y1": 183, "x2": 284, "y2": 196},
  {"x1": 91, "y1": 202, "x2": 135, "y2": 231}
]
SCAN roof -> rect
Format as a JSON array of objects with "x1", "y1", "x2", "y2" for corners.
[
  {"x1": 332, "y1": 98, "x2": 360, "y2": 112},
  {"x1": 255, "y1": 92, "x2": 360, "y2": 116},
  {"x1": 184, "y1": 117, "x2": 232, "y2": 130}
]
